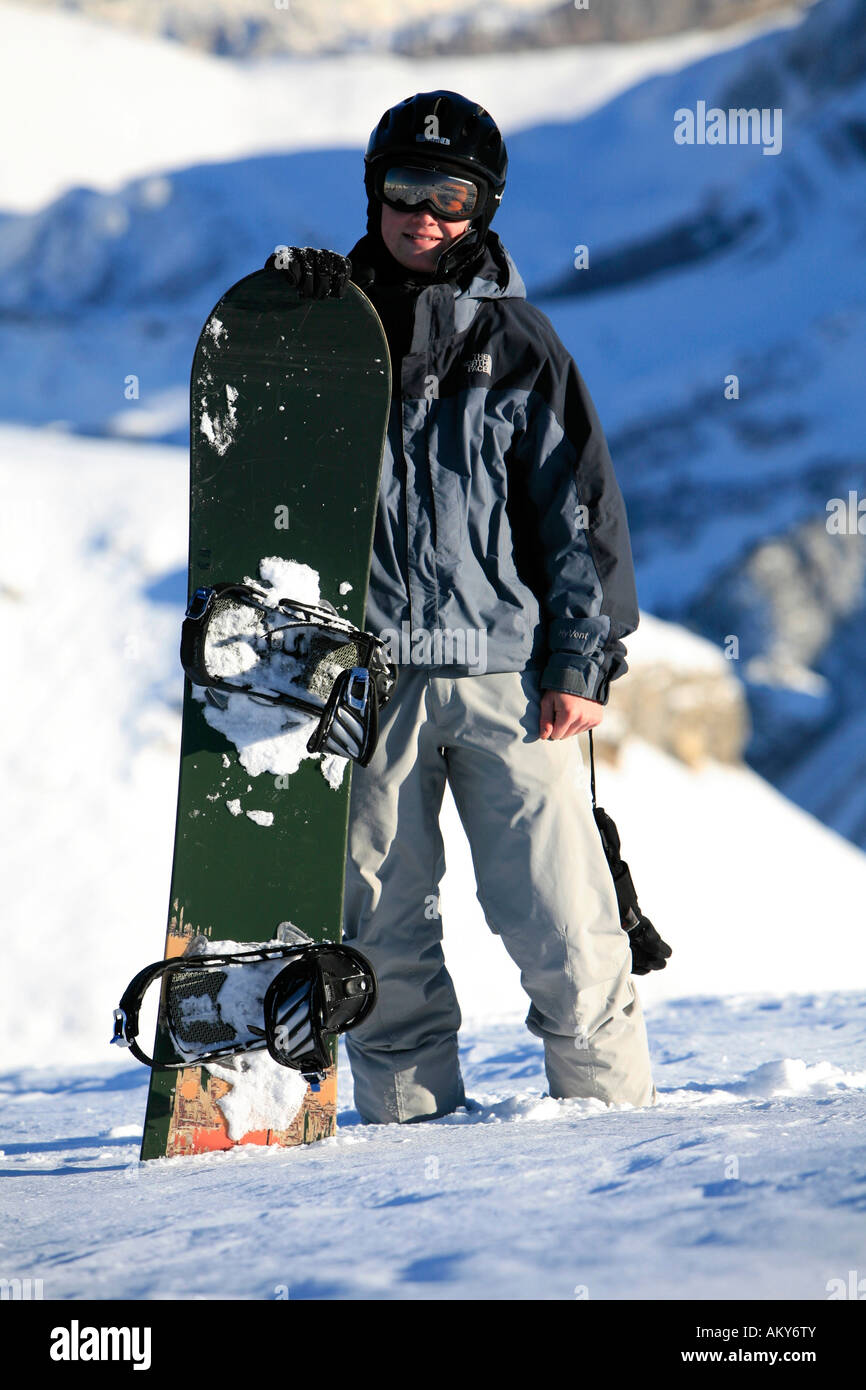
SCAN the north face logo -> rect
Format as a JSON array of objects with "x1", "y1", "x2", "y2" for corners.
[{"x1": 464, "y1": 353, "x2": 493, "y2": 377}]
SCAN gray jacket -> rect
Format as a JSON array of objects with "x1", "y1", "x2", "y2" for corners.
[{"x1": 351, "y1": 231, "x2": 639, "y2": 704}]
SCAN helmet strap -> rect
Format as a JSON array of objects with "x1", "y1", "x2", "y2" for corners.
[{"x1": 433, "y1": 224, "x2": 485, "y2": 283}]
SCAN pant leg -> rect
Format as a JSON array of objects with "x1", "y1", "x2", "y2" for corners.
[
  {"x1": 441, "y1": 667, "x2": 656, "y2": 1109},
  {"x1": 342, "y1": 668, "x2": 467, "y2": 1123}
]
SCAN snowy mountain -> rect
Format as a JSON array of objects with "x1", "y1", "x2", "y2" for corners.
[
  {"x1": 0, "y1": 3, "x2": 795, "y2": 212},
  {"x1": 18, "y1": 0, "x2": 811, "y2": 59},
  {"x1": 1, "y1": 0, "x2": 863, "y2": 846},
  {"x1": 530, "y1": 0, "x2": 866, "y2": 845}
]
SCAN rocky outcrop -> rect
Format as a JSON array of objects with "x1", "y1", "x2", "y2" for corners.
[
  {"x1": 595, "y1": 612, "x2": 750, "y2": 769},
  {"x1": 26, "y1": 0, "x2": 812, "y2": 58},
  {"x1": 393, "y1": 0, "x2": 806, "y2": 57}
]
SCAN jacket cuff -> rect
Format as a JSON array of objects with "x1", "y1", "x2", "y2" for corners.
[
  {"x1": 540, "y1": 654, "x2": 608, "y2": 704},
  {"x1": 541, "y1": 618, "x2": 613, "y2": 703}
]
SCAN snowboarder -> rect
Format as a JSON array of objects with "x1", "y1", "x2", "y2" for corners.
[{"x1": 268, "y1": 90, "x2": 658, "y2": 1122}]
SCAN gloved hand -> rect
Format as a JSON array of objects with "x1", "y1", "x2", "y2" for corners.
[
  {"x1": 264, "y1": 246, "x2": 352, "y2": 299},
  {"x1": 592, "y1": 802, "x2": 673, "y2": 976},
  {"x1": 625, "y1": 914, "x2": 673, "y2": 975}
]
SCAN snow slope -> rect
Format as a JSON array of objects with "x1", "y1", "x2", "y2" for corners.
[
  {"x1": 2, "y1": 422, "x2": 864, "y2": 1072},
  {"x1": 2, "y1": 996, "x2": 865, "y2": 1300},
  {"x1": 0, "y1": 1, "x2": 802, "y2": 211},
  {"x1": 527, "y1": 0, "x2": 866, "y2": 846},
  {"x1": 1, "y1": 1, "x2": 863, "y2": 849},
  {"x1": 5, "y1": 421, "x2": 863, "y2": 1306}
]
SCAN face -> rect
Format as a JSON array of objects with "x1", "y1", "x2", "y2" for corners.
[{"x1": 380, "y1": 202, "x2": 471, "y2": 274}]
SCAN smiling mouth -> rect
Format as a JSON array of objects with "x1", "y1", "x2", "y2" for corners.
[{"x1": 404, "y1": 231, "x2": 441, "y2": 247}]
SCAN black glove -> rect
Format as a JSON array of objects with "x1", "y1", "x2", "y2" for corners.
[
  {"x1": 592, "y1": 803, "x2": 673, "y2": 977},
  {"x1": 625, "y1": 913, "x2": 673, "y2": 976},
  {"x1": 264, "y1": 246, "x2": 352, "y2": 299}
]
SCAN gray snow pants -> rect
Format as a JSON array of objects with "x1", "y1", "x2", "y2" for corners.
[{"x1": 341, "y1": 666, "x2": 657, "y2": 1123}]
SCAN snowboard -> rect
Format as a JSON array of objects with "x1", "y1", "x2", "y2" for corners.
[{"x1": 140, "y1": 268, "x2": 390, "y2": 1161}]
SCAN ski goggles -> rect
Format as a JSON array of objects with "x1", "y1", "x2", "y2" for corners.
[{"x1": 376, "y1": 164, "x2": 486, "y2": 220}]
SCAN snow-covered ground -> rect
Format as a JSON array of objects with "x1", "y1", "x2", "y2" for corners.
[
  {"x1": 2, "y1": 423, "x2": 865, "y2": 1300},
  {"x1": 3, "y1": 1000, "x2": 865, "y2": 1301}
]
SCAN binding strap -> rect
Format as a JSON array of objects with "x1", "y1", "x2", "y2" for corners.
[
  {"x1": 110, "y1": 945, "x2": 301, "y2": 1070},
  {"x1": 111, "y1": 942, "x2": 378, "y2": 1078}
]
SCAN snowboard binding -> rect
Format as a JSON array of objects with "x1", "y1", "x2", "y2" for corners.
[
  {"x1": 111, "y1": 930, "x2": 378, "y2": 1086},
  {"x1": 181, "y1": 583, "x2": 398, "y2": 766}
]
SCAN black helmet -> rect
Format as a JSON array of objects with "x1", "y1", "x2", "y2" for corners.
[{"x1": 365, "y1": 90, "x2": 507, "y2": 227}]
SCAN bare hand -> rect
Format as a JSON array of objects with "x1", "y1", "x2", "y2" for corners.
[{"x1": 539, "y1": 690, "x2": 603, "y2": 740}]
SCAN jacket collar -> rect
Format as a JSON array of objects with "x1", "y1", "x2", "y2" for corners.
[{"x1": 347, "y1": 229, "x2": 525, "y2": 304}]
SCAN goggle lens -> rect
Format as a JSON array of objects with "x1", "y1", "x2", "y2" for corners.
[{"x1": 380, "y1": 165, "x2": 481, "y2": 219}]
